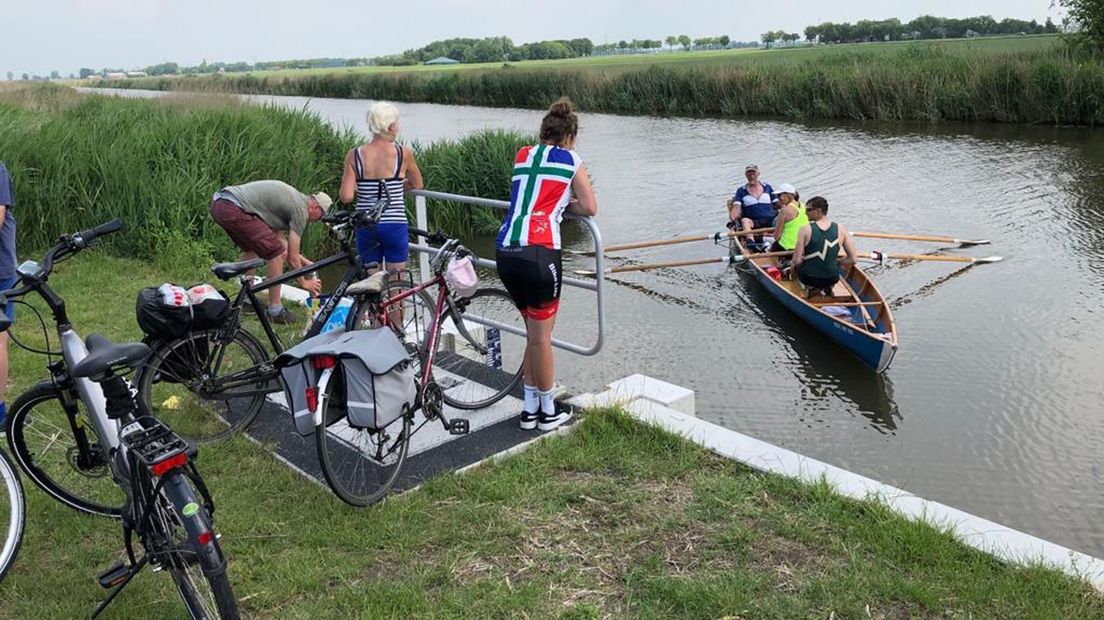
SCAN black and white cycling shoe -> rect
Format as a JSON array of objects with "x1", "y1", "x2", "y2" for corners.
[
  {"x1": 537, "y1": 402, "x2": 574, "y2": 432},
  {"x1": 519, "y1": 409, "x2": 539, "y2": 431}
]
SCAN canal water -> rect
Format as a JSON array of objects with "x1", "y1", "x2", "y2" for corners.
[{"x1": 90, "y1": 89, "x2": 1104, "y2": 559}]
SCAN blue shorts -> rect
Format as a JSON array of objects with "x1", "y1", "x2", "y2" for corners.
[
  {"x1": 0, "y1": 276, "x2": 16, "y2": 322},
  {"x1": 356, "y1": 223, "x2": 409, "y2": 267}
]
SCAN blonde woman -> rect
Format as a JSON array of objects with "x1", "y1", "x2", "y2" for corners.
[{"x1": 339, "y1": 102, "x2": 424, "y2": 273}]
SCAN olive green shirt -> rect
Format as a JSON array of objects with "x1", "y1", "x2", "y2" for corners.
[{"x1": 222, "y1": 180, "x2": 309, "y2": 236}]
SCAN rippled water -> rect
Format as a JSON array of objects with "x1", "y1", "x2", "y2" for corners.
[{"x1": 90, "y1": 89, "x2": 1104, "y2": 557}]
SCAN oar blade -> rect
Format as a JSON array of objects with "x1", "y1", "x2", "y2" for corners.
[
  {"x1": 573, "y1": 268, "x2": 600, "y2": 276},
  {"x1": 976, "y1": 255, "x2": 1003, "y2": 263},
  {"x1": 956, "y1": 239, "x2": 992, "y2": 247}
]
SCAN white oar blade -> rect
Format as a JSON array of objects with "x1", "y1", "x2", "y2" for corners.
[
  {"x1": 956, "y1": 239, "x2": 992, "y2": 247},
  {"x1": 976, "y1": 256, "x2": 1003, "y2": 263},
  {"x1": 573, "y1": 269, "x2": 600, "y2": 276}
]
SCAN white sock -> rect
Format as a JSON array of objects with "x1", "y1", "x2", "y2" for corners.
[
  {"x1": 268, "y1": 304, "x2": 284, "y2": 316},
  {"x1": 538, "y1": 389, "x2": 555, "y2": 416},
  {"x1": 523, "y1": 384, "x2": 538, "y2": 414}
]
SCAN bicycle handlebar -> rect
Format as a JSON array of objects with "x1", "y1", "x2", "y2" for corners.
[
  {"x1": 73, "y1": 218, "x2": 123, "y2": 249},
  {"x1": 409, "y1": 227, "x2": 449, "y2": 246}
]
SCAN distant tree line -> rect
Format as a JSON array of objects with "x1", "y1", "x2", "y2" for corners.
[
  {"x1": 32, "y1": 14, "x2": 1064, "y2": 82},
  {"x1": 803, "y1": 15, "x2": 1059, "y2": 44}
]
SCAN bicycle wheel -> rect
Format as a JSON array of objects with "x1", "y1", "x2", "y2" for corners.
[
  {"x1": 314, "y1": 367, "x2": 412, "y2": 507},
  {"x1": 434, "y1": 288, "x2": 526, "y2": 410},
  {"x1": 0, "y1": 449, "x2": 24, "y2": 583},
  {"x1": 151, "y1": 473, "x2": 239, "y2": 619},
  {"x1": 138, "y1": 329, "x2": 270, "y2": 444},
  {"x1": 6, "y1": 383, "x2": 125, "y2": 518}
]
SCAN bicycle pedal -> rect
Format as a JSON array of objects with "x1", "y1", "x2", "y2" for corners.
[
  {"x1": 97, "y1": 562, "x2": 130, "y2": 589},
  {"x1": 447, "y1": 418, "x2": 470, "y2": 435}
]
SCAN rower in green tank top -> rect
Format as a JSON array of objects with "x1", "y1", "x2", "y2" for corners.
[
  {"x1": 768, "y1": 183, "x2": 808, "y2": 253},
  {"x1": 790, "y1": 196, "x2": 860, "y2": 298}
]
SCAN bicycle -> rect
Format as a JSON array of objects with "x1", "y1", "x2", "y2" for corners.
[
  {"x1": 1, "y1": 221, "x2": 239, "y2": 618},
  {"x1": 135, "y1": 209, "x2": 383, "y2": 444},
  {"x1": 311, "y1": 228, "x2": 526, "y2": 505},
  {"x1": 0, "y1": 447, "x2": 23, "y2": 583}
]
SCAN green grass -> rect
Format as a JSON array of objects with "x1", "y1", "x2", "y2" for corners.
[
  {"x1": 1, "y1": 252, "x2": 1101, "y2": 618},
  {"x1": 0, "y1": 86, "x2": 530, "y2": 268},
  {"x1": 98, "y1": 34, "x2": 1104, "y2": 125}
]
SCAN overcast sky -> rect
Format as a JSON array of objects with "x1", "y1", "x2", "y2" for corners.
[{"x1": 2, "y1": 0, "x2": 1061, "y2": 77}]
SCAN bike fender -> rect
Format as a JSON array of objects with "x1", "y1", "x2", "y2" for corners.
[{"x1": 314, "y1": 367, "x2": 333, "y2": 428}]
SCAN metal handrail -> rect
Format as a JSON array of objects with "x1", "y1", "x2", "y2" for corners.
[{"x1": 410, "y1": 189, "x2": 605, "y2": 356}]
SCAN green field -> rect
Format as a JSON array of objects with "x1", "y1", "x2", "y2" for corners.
[
  {"x1": 101, "y1": 34, "x2": 1104, "y2": 125},
  {"x1": 1, "y1": 252, "x2": 1102, "y2": 618},
  {"x1": 225, "y1": 35, "x2": 1060, "y2": 79}
]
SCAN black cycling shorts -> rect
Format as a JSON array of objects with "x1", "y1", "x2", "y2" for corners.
[{"x1": 496, "y1": 245, "x2": 562, "y2": 321}]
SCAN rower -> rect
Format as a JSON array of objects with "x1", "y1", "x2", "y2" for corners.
[
  {"x1": 726, "y1": 164, "x2": 775, "y2": 248},
  {"x1": 768, "y1": 183, "x2": 808, "y2": 257},
  {"x1": 790, "y1": 196, "x2": 859, "y2": 298}
]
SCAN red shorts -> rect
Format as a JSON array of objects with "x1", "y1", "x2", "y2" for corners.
[{"x1": 210, "y1": 199, "x2": 284, "y2": 260}]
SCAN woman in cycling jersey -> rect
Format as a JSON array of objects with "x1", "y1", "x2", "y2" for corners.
[
  {"x1": 339, "y1": 102, "x2": 424, "y2": 274},
  {"x1": 496, "y1": 98, "x2": 598, "y2": 431}
]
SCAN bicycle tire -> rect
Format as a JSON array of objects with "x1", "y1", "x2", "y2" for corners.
[
  {"x1": 154, "y1": 472, "x2": 240, "y2": 619},
  {"x1": 0, "y1": 449, "x2": 24, "y2": 583},
  {"x1": 6, "y1": 383, "x2": 124, "y2": 518},
  {"x1": 314, "y1": 367, "x2": 412, "y2": 507},
  {"x1": 137, "y1": 329, "x2": 270, "y2": 444},
  {"x1": 433, "y1": 287, "x2": 526, "y2": 410}
]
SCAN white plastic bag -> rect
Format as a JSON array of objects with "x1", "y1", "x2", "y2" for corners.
[{"x1": 445, "y1": 255, "x2": 478, "y2": 298}]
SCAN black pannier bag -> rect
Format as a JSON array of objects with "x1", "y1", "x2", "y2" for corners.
[
  {"x1": 187, "y1": 284, "x2": 230, "y2": 330},
  {"x1": 136, "y1": 284, "x2": 193, "y2": 340}
]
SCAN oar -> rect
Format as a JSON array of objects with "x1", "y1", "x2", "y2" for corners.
[
  {"x1": 569, "y1": 227, "x2": 774, "y2": 255},
  {"x1": 574, "y1": 250, "x2": 796, "y2": 276},
  {"x1": 866, "y1": 251, "x2": 1002, "y2": 264},
  {"x1": 852, "y1": 231, "x2": 991, "y2": 247}
]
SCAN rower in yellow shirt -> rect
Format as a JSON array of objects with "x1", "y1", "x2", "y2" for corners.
[{"x1": 768, "y1": 183, "x2": 808, "y2": 256}]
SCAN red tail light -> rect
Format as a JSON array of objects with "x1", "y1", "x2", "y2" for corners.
[
  {"x1": 311, "y1": 355, "x2": 336, "y2": 370},
  {"x1": 197, "y1": 531, "x2": 213, "y2": 545},
  {"x1": 150, "y1": 452, "x2": 188, "y2": 477},
  {"x1": 305, "y1": 386, "x2": 319, "y2": 412}
]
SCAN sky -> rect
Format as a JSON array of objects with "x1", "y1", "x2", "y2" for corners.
[{"x1": 2, "y1": 0, "x2": 1062, "y2": 77}]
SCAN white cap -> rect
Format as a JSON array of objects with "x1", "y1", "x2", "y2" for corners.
[
  {"x1": 311, "y1": 191, "x2": 333, "y2": 210},
  {"x1": 775, "y1": 183, "x2": 796, "y2": 195}
]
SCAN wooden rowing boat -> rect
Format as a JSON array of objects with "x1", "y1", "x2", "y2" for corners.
[{"x1": 732, "y1": 238, "x2": 898, "y2": 373}]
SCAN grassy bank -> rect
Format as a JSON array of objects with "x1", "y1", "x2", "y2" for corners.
[
  {"x1": 2, "y1": 252, "x2": 1102, "y2": 618},
  {"x1": 102, "y1": 35, "x2": 1104, "y2": 125},
  {"x1": 0, "y1": 86, "x2": 528, "y2": 268}
]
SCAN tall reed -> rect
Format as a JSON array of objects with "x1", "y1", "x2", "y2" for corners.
[
  {"x1": 112, "y1": 43, "x2": 1104, "y2": 125},
  {"x1": 0, "y1": 88, "x2": 530, "y2": 269}
]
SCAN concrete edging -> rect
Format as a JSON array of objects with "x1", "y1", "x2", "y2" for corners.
[{"x1": 573, "y1": 374, "x2": 1104, "y2": 592}]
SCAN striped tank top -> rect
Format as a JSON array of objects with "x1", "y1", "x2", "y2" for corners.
[{"x1": 353, "y1": 144, "x2": 406, "y2": 225}]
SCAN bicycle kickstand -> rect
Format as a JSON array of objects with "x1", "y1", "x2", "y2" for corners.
[{"x1": 91, "y1": 555, "x2": 150, "y2": 619}]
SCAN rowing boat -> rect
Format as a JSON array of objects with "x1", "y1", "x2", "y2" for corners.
[{"x1": 732, "y1": 238, "x2": 898, "y2": 373}]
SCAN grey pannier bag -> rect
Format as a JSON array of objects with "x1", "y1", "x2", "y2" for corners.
[
  {"x1": 275, "y1": 328, "x2": 350, "y2": 436},
  {"x1": 317, "y1": 329, "x2": 417, "y2": 430}
]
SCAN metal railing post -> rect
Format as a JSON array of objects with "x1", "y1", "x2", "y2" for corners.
[{"x1": 415, "y1": 194, "x2": 431, "y2": 281}]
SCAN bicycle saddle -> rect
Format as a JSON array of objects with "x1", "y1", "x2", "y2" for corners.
[
  {"x1": 70, "y1": 334, "x2": 152, "y2": 381},
  {"x1": 210, "y1": 259, "x2": 266, "y2": 281},
  {"x1": 346, "y1": 272, "x2": 388, "y2": 296}
]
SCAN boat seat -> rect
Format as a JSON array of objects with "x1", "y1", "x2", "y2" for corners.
[
  {"x1": 211, "y1": 259, "x2": 266, "y2": 281},
  {"x1": 346, "y1": 272, "x2": 389, "y2": 296}
]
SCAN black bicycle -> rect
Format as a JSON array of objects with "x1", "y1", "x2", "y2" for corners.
[
  {"x1": 135, "y1": 209, "x2": 382, "y2": 443},
  {"x1": 1, "y1": 222, "x2": 238, "y2": 618}
]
